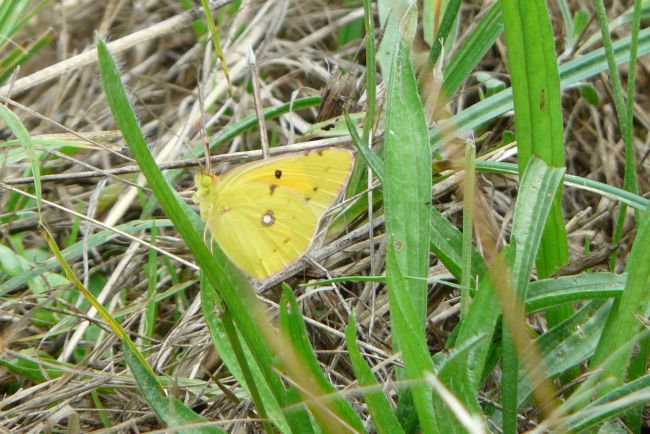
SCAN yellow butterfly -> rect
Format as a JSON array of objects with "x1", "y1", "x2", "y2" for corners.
[{"x1": 193, "y1": 148, "x2": 355, "y2": 280}]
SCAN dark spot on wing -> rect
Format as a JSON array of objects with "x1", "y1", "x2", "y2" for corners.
[
  {"x1": 283, "y1": 238, "x2": 291, "y2": 244},
  {"x1": 269, "y1": 184, "x2": 278, "y2": 195},
  {"x1": 274, "y1": 169, "x2": 282, "y2": 179},
  {"x1": 312, "y1": 186, "x2": 319, "y2": 192},
  {"x1": 321, "y1": 122, "x2": 336, "y2": 131},
  {"x1": 305, "y1": 196, "x2": 311, "y2": 202}
]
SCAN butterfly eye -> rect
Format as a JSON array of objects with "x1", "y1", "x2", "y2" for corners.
[
  {"x1": 197, "y1": 174, "x2": 213, "y2": 188},
  {"x1": 274, "y1": 169, "x2": 282, "y2": 179}
]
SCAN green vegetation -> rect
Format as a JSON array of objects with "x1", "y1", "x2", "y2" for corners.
[{"x1": 1, "y1": 1, "x2": 649, "y2": 432}]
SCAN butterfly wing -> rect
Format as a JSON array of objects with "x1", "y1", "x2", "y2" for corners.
[
  {"x1": 213, "y1": 182, "x2": 319, "y2": 279},
  {"x1": 194, "y1": 148, "x2": 354, "y2": 279},
  {"x1": 219, "y1": 148, "x2": 354, "y2": 217}
]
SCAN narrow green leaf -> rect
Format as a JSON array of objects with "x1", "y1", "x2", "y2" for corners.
[
  {"x1": 144, "y1": 222, "x2": 159, "y2": 338},
  {"x1": 567, "y1": 367, "x2": 650, "y2": 432},
  {"x1": 376, "y1": 0, "x2": 412, "y2": 78},
  {"x1": 346, "y1": 313, "x2": 405, "y2": 434},
  {"x1": 96, "y1": 36, "x2": 302, "y2": 432},
  {"x1": 443, "y1": 3, "x2": 502, "y2": 97},
  {"x1": 475, "y1": 160, "x2": 647, "y2": 212},
  {"x1": 279, "y1": 286, "x2": 365, "y2": 433},
  {"x1": 42, "y1": 226, "x2": 222, "y2": 433},
  {"x1": 460, "y1": 141, "x2": 476, "y2": 320},
  {"x1": 500, "y1": 0, "x2": 568, "y2": 282},
  {"x1": 601, "y1": 0, "x2": 642, "y2": 270},
  {"x1": 429, "y1": 0, "x2": 461, "y2": 64},
  {"x1": 345, "y1": 111, "x2": 384, "y2": 182},
  {"x1": 362, "y1": 0, "x2": 377, "y2": 149},
  {"x1": 430, "y1": 207, "x2": 498, "y2": 393},
  {"x1": 517, "y1": 300, "x2": 611, "y2": 407},
  {"x1": 590, "y1": 210, "x2": 650, "y2": 392},
  {"x1": 433, "y1": 27, "x2": 650, "y2": 150},
  {"x1": 200, "y1": 280, "x2": 292, "y2": 433},
  {"x1": 509, "y1": 159, "x2": 566, "y2": 298},
  {"x1": 526, "y1": 273, "x2": 626, "y2": 313},
  {"x1": 384, "y1": 22, "x2": 437, "y2": 432},
  {"x1": 0, "y1": 106, "x2": 41, "y2": 215},
  {"x1": 201, "y1": 0, "x2": 232, "y2": 89},
  {"x1": 500, "y1": 157, "x2": 565, "y2": 432},
  {"x1": 433, "y1": 335, "x2": 487, "y2": 433},
  {"x1": 124, "y1": 343, "x2": 222, "y2": 434}
]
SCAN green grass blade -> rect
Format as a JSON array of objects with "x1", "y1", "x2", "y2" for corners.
[
  {"x1": 376, "y1": 0, "x2": 412, "y2": 79},
  {"x1": 345, "y1": 111, "x2": 384, "y2": 182},
  {"x1": 384, "y1": 16, "x2": 430, "y2": 324},
  {"x1": 567, "y1": 367, "x2": 650, "y2": 432},
  {"x1": 123, "y1": 343, "x2": 224, "y2": 434},
  {"x1": 518, "y1": 300, "x2": 611, "y2": 407},
  {"x1": 626, "y1": 25, "x2": 648, "y2": 399},
  {"x1": 95, "y1": 35, "x2": 303, "y2": 431},
  {"x1": 594, "y1": 0, "x2": 639, "y2": 198},
  {"x1": 384, "y1": 21, "x2": 438, "y2": 432},
  {"x1": 362, "y1": 0, "x2": 377, "y2": 148},
  {"x1": 526, "y1": 273, "x2": 625, "y2": 313},
  {"x1": 0, "y1": 220, "x2": 173, "y2": 297},
  {"x1": 590, "y1": 210, "x2": 650, "y2": 393},
  {"x1": 460, "y1": 141, "x2": 476, "y2": 320},
  {"x1": 433, "y1": 26, "x2": 650, "y2": 149},
  {"x1": 429, "y1": 208, "x2": 487, "y2": 280},
  {"x1": 475, "y1": 160, "x2": 648, "y2": 211},
  {"x1": 598, "y1": 0, "x2": 642, "y2": 271},
  {"x1": 200, "y1": 280, "x2": 292, "y2": 433},
  {"x1": 144, "y1": 222, "x2": 159, "y2": 338},
  {"x1": 41, "y1": 227, "x2": 223, "y2": 433},
  {"x1": 0, "y1": 106, "x2": 41, "y2": 216},
  {"x1": 429, "y1": 0, "x2": 461, "y2": 64},
  {"x1": 500, "y1": 0, "x2": 568, "y2": 281},
  {"x1": 279, "y1": 286, "x2": 365, "y2": 433},
  {"x1": 433, "y1": 335, "x2": 488, "y2": 432},
  {"x1": 509, "y1": 159, "x2": 566, "y2": 304},
  {"x1": 429, "y1": 208, "x2": 498, "y2": 393},
  {"x1": 345, "y1": 313, "x2": 405, "y2": 434},
  {"x1": 500, "y1": 157, "x2": 565, "y2": 433},
  {"x1": 443, "y1": 2, "x2": 502, "y2": 99},
  {"x1": 0, "y1": 31, "x2": 54, "y2": 83},
  {"x1": 200, "y1": 0, "x2": 232, "y2": 90}
]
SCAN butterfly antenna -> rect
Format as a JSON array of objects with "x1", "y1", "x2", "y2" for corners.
[
  {"x1": 247, "y1": 46, "x2": 270, "y2": 159},
  {"x1": 203, "y1": 139, "x2": 211, "y2": 174},
  {"x1": 196, "y1": 66, "x2": 211, "y2": 174}
]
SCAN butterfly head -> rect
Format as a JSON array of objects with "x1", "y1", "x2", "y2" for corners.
[{"x1": 193, "y1": 172, "x2": 219, "y2": 204}]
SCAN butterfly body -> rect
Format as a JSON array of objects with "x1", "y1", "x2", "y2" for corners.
[{"x1": 193, "y1": 148, "x2": 354, "y2": 279}]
